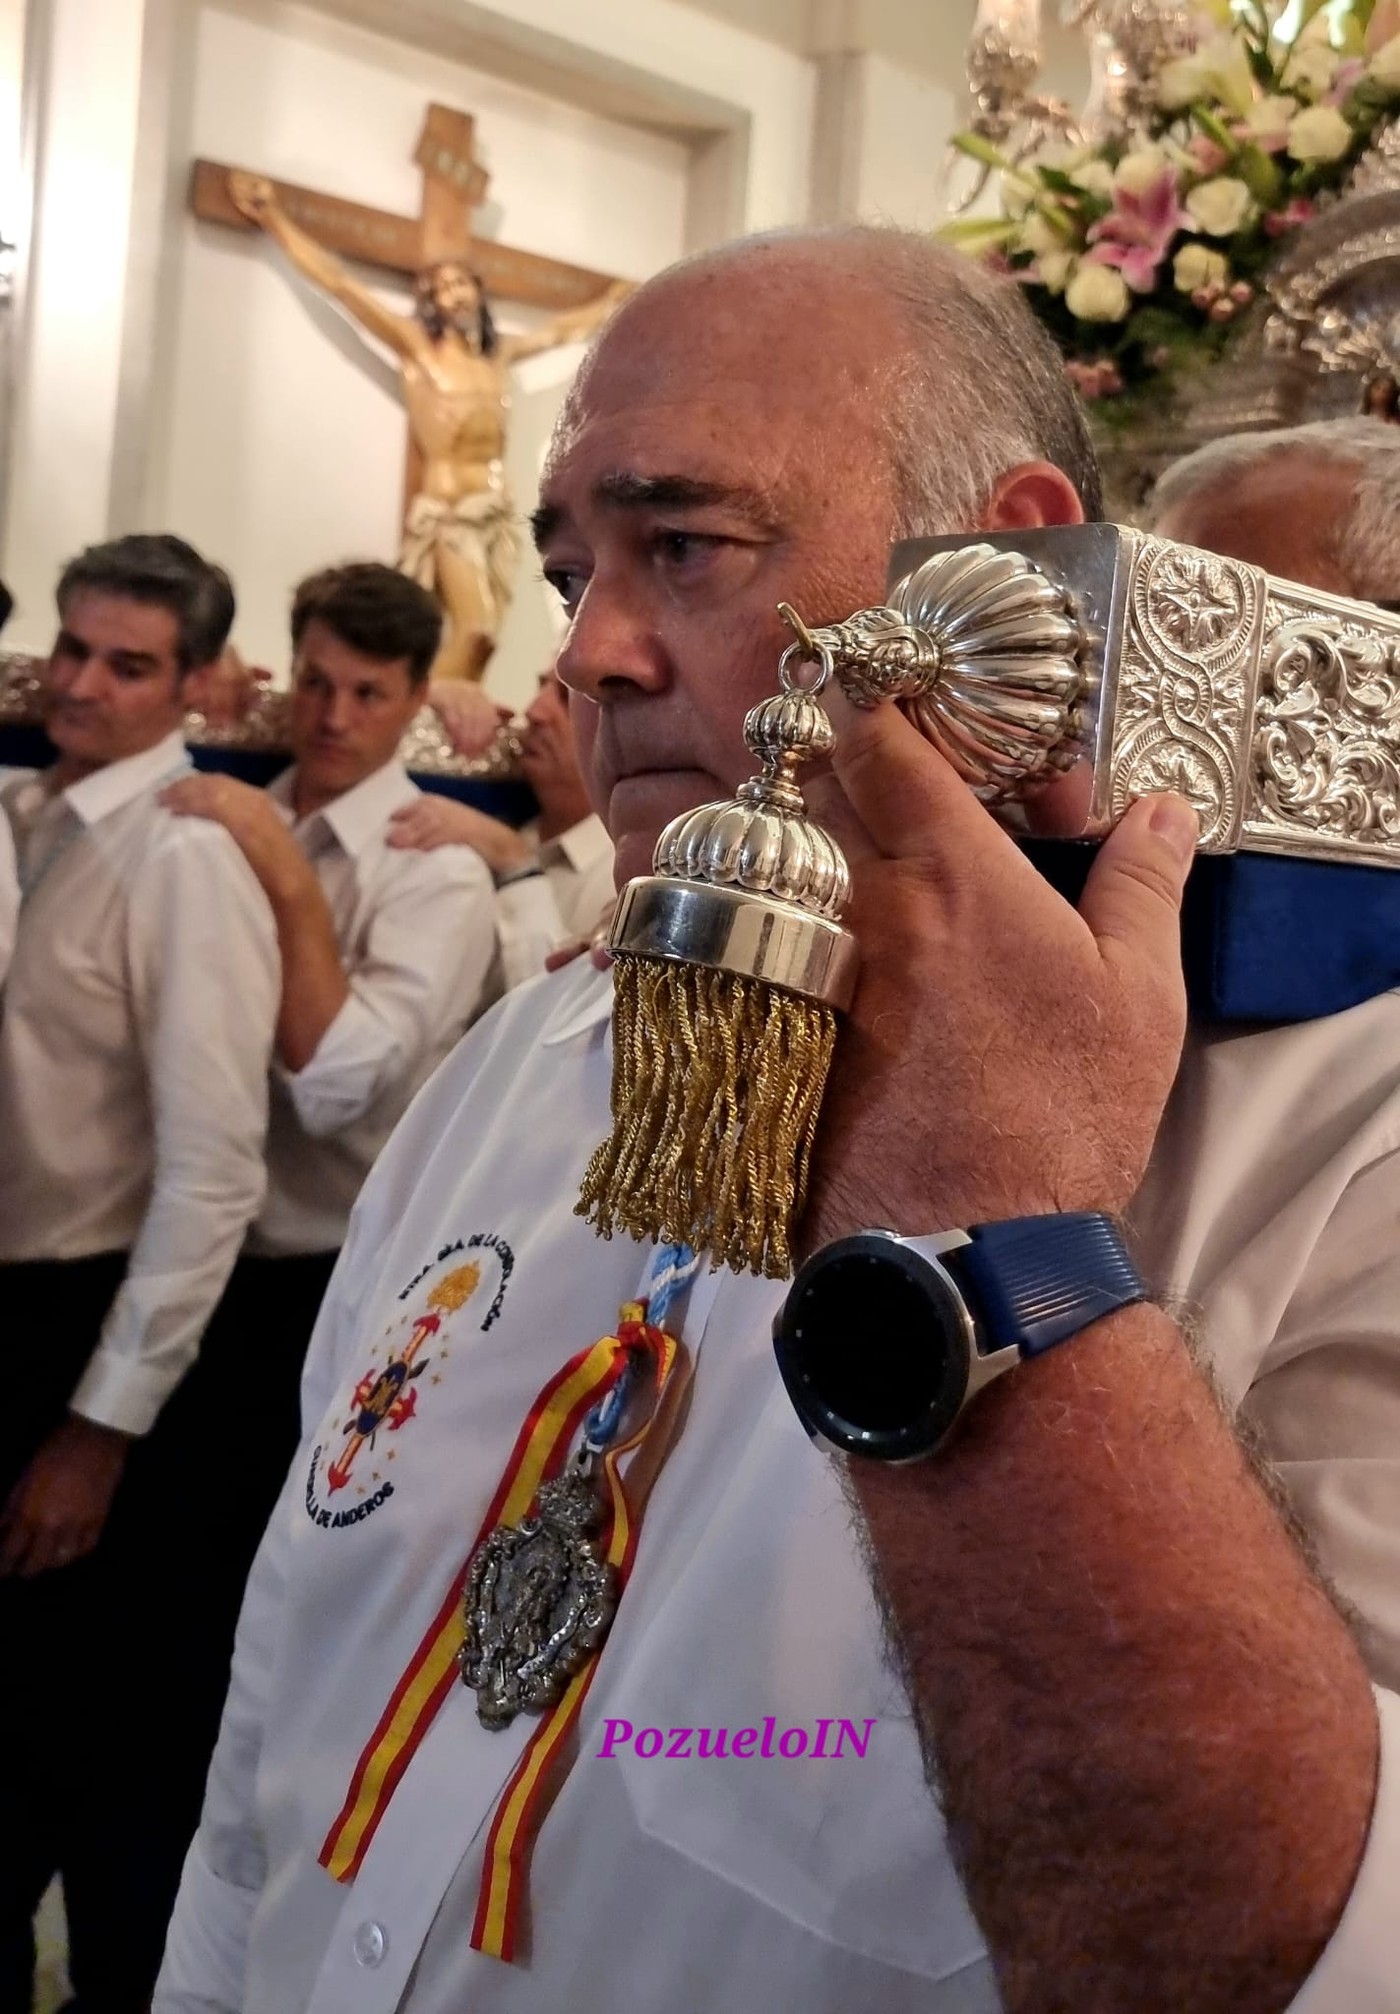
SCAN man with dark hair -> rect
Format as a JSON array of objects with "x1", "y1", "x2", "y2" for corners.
[
  {"x1": 55, "y1": 531, "x2": 236, "y2": 670},
  {"x1": 0, "y1": 531, "x2": 279, "y2": 2011},
  {"x1": 148, "y1": 562, "x2": 497, "y2": 1950},
  {"x1": 290, "y1": 560, "x2": 445, "y2": 681}
]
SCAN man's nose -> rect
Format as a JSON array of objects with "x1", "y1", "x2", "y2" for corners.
[
  {"x1": 64, "y1": 656, "x2": 108, "y2": 702},
  {"x1": 555, "y1": 578, "x2": 669, "y2": 704},
  {"x1": 324, "y1": 690, "x2": 355, "y2": 734}
]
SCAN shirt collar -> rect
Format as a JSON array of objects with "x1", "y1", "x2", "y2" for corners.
[
  {"x1": 61, "y1": 729, "x2": 190, "y2": 828},
  {"x1": 542, "y1": 812, "x2": 612, "y2": 875},
  {"x1": 540, "y1": 959, "x2": 615, "y2": 1046},
  {"x1": 272, "y1": 758, "x2": 416, "y2": 858}
]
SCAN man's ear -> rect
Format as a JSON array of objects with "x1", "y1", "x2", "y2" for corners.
[{"x1": 981, "y1": 461, "x2": 1085, "y2": 531}]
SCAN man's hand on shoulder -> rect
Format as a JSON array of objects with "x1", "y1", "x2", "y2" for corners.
[
  {"x1": 0, "y1": 1414, "x2": 131, "y2": 1577},
  {"x1": 429, "y1": 681, "x2": 511, "y2": 760},
  {"x1": 162, "y1": 773, "x2": 311, "y2": 908},
  {"x1": 802, "y1": 694, "x2": 1196, "y2": 1250},
  {"x1": 387, "y1": 797, "x2": 534, "y2": 878}
]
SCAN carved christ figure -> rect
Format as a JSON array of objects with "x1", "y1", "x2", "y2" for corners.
[{"x1": 228, "y1": 171, "x2": 629, "y2": 681}]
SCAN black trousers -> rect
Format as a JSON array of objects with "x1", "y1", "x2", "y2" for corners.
[{"x1": 0, "y1": 1247, "x2": 337, "y2": 2014}]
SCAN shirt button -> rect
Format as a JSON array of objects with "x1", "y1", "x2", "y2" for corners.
[{"x1": 352, "y1": 1920, "x2": 387, "y2": 1968}]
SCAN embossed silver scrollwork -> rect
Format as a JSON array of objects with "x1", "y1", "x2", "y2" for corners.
[
  {"x1": 1250, "y1": 622, "x2": 1400, "y2": 847},
  {"x1": 1109, "y1": 540, "x2": 1258, "y2": 846}
]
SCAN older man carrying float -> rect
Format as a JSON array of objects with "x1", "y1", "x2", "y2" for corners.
[{"x1": 158, "y1": 228, "x2": 1400, "y2": 2014}]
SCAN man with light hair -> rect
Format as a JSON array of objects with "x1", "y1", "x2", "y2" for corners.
[
  {"x1": 1151, "y1": 415, "x2": 1400, "y2": 598},
  {"x1": 159, "y1": 229, "x2": 1400, "y2": 2014}
]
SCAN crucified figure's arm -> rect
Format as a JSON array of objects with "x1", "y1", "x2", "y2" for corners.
[
  {"x1": 228, "y1": 171, "x2": 423, "y2": 362},
  {"x1": 499, "y1": 279, "x2": 632, "y2": 365}
]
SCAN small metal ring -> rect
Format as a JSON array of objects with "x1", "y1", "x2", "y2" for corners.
[{"x1": 778, "y1": 639, "x2": 834, "y2": 695}]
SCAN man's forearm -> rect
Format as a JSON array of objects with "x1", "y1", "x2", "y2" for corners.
[
  {"x1": 266, "y1": 874, "x2": 349, "y2": 1073},
  {"x1": 850, "y1": 1300, "x2": 1378, "y2": 2014}
]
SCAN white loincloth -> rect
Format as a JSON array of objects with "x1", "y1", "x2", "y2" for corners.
[{"x1": 398, "y1": 487, "x2": 522, "y2": 635}]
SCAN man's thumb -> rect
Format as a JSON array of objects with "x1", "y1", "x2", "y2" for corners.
[{"x1": 1078, "y1": 793, "x2": 1197, "y2": 968}]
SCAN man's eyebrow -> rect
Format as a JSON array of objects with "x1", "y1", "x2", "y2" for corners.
[{"x1": 531, "y1": 471, "x2": 775, "y2": 550}]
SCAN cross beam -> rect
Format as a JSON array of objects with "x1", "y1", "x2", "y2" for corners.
[{"x1": 188, "y1": 103, "x2": 616, "y2": 310}]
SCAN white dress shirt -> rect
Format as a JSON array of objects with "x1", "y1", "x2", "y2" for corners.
[
  {"x1": 159, "y1": 965, "x2": 1400, "y2": 2013},
  {"x1": 0, "y1": 731, "x2": 279, "y2": 1435},
  {"x1": 496, "y1": 812, "x2": 614, "y2": 989},
  {"x1": 249, "y1": 760, "x2": 497, "y2": 1257}
]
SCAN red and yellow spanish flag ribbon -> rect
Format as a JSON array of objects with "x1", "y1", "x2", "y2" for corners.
[
  {"x1": 318, "y1": 1302, "x2": 679, "y2": 1949},
  {"x1": 470, "y1": 1322, "x2": 677, "y2": 1961}
]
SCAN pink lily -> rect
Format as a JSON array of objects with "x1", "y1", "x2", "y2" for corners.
[
  {"x1": 1263, "y1": 196, "x2": 1316, "y2": 238},
  {"x1": 1328, "y1": 58, "x2": 1367, "y2": 106},
  {"x1": 1188, "y1": 135, "x2": 1231, "y2": 175},
  {"x1": 1085, "y1": 168, "x2": 1192, "y2": 293}
]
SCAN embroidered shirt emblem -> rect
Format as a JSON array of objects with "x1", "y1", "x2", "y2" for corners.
[{"x1": 305, "y1": 1237, "x2": 512, "y2": 1531}]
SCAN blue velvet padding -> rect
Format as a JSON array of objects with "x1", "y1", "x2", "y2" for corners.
[
  {"x1": 1020, "y1": 838, "x2": 1400, "y2": 1025},
  {"x1": 0, "y1": 726, "x2": 539, "y2": 828}
]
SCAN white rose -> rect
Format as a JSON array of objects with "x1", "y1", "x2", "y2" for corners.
[
  {"x1": 1069, "y1": 158, "x2": 1116, "y2": 198},
  {"x1": 1286, "y1": 104, "x2": 1354, "y2": 163},
  {"x1": 1158, "y1": 54, "x2": 1206, "y2": 110},
  {"x1": 1071, "y1": 159, "x2": 1120, "y2": 198},
  {"x1": 1114, "y1": 146, "x2": 1170, "y2": 195},
  {"x1": 1000, "y1": 171, "x2": 1033, "y2": 219},
  {"x1": 1242, "y1": 93, "x2": 1298, "y2": 140},
  {"x1": 1036, "y1": 250, "x2": 1075, "y2": 295},
  {"x1": 1016, "y1": 211, "x2": 1065, "y2": 257},
  {"x1": 1369, "y1": 32, "x2": 1400, "y2": 89},
  {"x1": 1173, "y1": 242, "x2": 1230, "y2": 293},
  {"x1": 1185, "y1": 175, "x2": 1256, "y2": 236},
  {"x1": 1065, "y1": 262, "x2": 1132, "y2": 323},
  {"x1": 1288, "y1": 42, "x2": 1341, "y2": 96}
]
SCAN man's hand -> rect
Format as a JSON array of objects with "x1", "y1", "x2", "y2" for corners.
[
  {"x1": 162, "y1": 773, "x2": 310, "y2": 906},
  {"x1": 429, "y1": 681, "x2": 512, "y2": 760},
  {"x1": 387, "y1": 797, "x2": 534, "y2": 878},
  {"x1": 544, "y1": 902, "x2": 616, "y2": 973},
  {"x1": 803, "y1": 694, "x2": 1195, "y2": 1249},
  {"x1": 0, "y1": 1415, "x2": 131, "y2": 1577},
  {"x1": 228, "y1": 169, "x2": 276, "y2": 226}
]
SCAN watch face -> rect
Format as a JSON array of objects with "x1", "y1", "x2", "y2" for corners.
[{"x1": 775, "y1": 1238, "x2": 972, "y2": 1462}]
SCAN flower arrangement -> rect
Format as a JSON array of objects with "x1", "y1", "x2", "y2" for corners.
[{"x1": 945, "y1": 0, "x2": 1400, "y2": 417}]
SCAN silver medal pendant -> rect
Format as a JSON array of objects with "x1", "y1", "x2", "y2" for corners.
[{"x1": 458, "y1": 1462, "x2": 618, "y2": 1729}]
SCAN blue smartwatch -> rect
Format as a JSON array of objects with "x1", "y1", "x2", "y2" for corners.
[{"x1": 773, "y1": 1214, "x2": 1146, "y2": 1463}]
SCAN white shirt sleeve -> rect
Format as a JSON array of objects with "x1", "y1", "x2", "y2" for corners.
[
  {"x1": 1239, "y1": 1143, "x2": 1400, "y2": 1691},
  {"x1": 496, "y1": 869, "x2": 570, "y2": 990},
  {"x1": 1286, "y1": 1687, "x2": 1400, "y2": 2011},
  {"x1": 70, "y1": 823, "x2": 279, "y2": 1436},
  {"x1": 281, "y1": 848, "x2": 496, "y2": 1140}
]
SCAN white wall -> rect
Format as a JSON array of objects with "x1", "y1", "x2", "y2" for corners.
[
  {"x1": 144, "y1": 0, "x2": 691, "y2": 703},
  {"x1": 1, "y1": 0, "x2": 816, "y2": 700},
  {"x1": 1, "y1": 0, "x2": 150, "y2": 638}
]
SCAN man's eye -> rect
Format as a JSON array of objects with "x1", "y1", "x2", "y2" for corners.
[
  {"x1": 543, "y1": 568, "x2": 588, "y2": 614},
  {"x1": 654, "y1": 530, "x2": 716, "y2": 567}
]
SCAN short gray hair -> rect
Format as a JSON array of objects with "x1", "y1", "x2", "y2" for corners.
[
  {"x1": 841, "y1": 227, "x2": 1104, "y2": 534},
  {"x1": 1151, "y1": 417, "x2": 1400, "y2": 598}
]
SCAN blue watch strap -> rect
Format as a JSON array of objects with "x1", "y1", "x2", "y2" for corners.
[{"x1": 956, "y1": 1212, "x2": 1145, "y2": 1358}]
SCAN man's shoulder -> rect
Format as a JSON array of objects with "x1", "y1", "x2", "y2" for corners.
[
  {"x1": 368, "y1": 796, "x2": 494, "y2": 897},
  {"x1": 384, "y1": 958, "x2": 606, "y2": 1140},
  {"x1": 136, "y1": 801, "x2": 278, "y2": 933}
]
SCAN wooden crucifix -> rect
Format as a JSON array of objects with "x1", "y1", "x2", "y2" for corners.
[{"x1": 189, "y1": 105, "x2": 629, "y2": 681}]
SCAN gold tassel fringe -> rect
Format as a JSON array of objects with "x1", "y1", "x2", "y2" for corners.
[{"x1": 576, "y1": 955, "x2": 837, "y2": 1279}]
